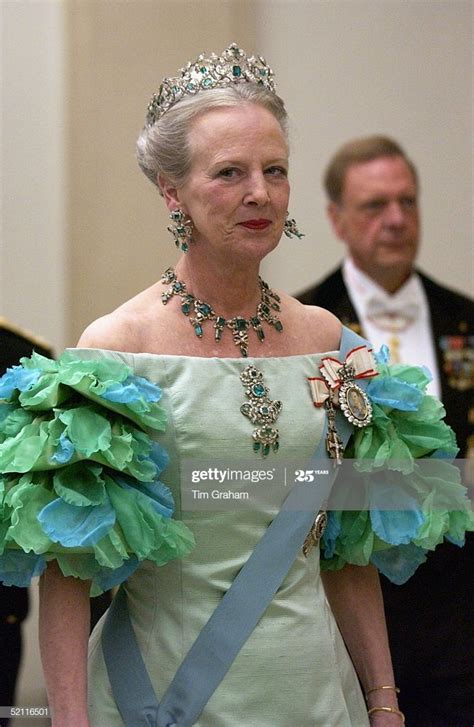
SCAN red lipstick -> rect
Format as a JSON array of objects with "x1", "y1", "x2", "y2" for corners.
[{"x1": 240, "y1": 219, "x2": 271, "y2": 230}]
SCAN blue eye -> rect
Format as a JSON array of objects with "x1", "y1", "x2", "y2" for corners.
[{"x1": 266, "y1": 166, "x2": 287, "y2": 177}]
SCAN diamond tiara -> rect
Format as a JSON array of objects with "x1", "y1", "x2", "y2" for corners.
[{"x1": 146, "y1": 43, "x2": 276, "y2": 126}]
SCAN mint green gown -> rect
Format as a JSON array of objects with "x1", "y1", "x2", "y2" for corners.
[
  {"x1": 1, "y1": 343, "x2": 469, "y2": 726},
  {"x1": 84, "y1": 350, "x2": 369, "y2": 727}
]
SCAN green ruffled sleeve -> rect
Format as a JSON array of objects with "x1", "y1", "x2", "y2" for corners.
[
  {"x1": 0, "y1": 351, "x2": 195, "y2": 595},
  {"x1": 320, "y1": 348, "x2": 473, "y2": 583}
]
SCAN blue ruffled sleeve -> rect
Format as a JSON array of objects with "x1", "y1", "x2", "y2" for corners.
[
  {"x1": 0, "y1": 351, "x2": 195, "y2": 595},
  {"x1": 320, "y1": 347, "x2": 473, "y2": 583}
]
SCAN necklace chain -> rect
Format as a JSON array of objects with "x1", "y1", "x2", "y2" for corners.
[{"x1": 160, "y1": 267, "x2": 283, "y2": 357}]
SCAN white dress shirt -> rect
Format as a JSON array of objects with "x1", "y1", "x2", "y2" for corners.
[{"x1": 342, "y1": 257, "x2": 441, "y2": 397}]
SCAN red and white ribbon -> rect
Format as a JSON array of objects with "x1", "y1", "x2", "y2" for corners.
[{"x1": 308, "y1": 345, "x2": 378, "y2": 407}]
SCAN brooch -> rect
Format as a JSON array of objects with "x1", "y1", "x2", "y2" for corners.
[
  {"x1": 240, "y1": 365, "x2": 282, "y2": 456},
  {"x1": 308, "y1": 345, "x2": 378, "y2": 463}
]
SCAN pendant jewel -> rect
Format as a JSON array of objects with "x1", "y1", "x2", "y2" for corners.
[
  {"x1": 283, "y1": 215, "x2": 305, "y2": 240},
  {"x1": 160, "y1": 267, "x2": 283, "y2": 357},
  {"x1": 302, "y1": 510, "x2": 328, "y2": 557},
  {"x1": 325, "y1": 399, "x2": 344, "y2": 465},
  {"x1": 167, "y1": 209, "x2": 193, "y2": 253},
  {"x1": 338, "y1": 381, "x2": 372, "y2": 427},
  {"x1": 240, "y1": 365, "x2": 282, "y2": 456},
  {"x1": 337, "y1": 363, "x2": 373, "y2": 428},
  {"x1": 214, "y1": 316, "x2": 226, "y2": 342}
]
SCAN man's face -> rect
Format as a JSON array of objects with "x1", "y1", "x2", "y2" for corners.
[{"x1": 328, "y1": 156, "x2": 420, "y2": 281}]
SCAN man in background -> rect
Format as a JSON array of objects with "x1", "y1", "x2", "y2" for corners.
[
  {"x1": 298, "y1": 136, "x2": 473, "y2": 726},
  {"x1": 0, "y1": 319, "x2": 53, "y2": 727}
]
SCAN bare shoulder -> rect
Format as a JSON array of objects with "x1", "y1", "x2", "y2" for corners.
[
  {"x1": 77, "y1": 310, "x2": 141, "y2": 351},
  {"x1": 281, "y1": 293, "x2": 342, "y2": 353},
  {"x1": 301, "y1": 303, "x2": 342, "y2": 352},
  {"x1": 76, "y1": 284, "x2": 163, "y2": 351}
]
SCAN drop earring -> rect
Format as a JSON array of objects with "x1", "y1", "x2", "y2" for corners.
[
  {"x1": 284, "y1": 213, "x2": 304, "y2": 239},
  {"x1": 167, "y1": 209, "x2": 193, "y2": 253}
]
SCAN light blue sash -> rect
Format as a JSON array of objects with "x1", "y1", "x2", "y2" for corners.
[{"x1": 102, "y1": 326, "x2": 367, "y2": 727}]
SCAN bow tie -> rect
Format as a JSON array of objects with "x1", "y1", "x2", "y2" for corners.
[{"x1": 366, "y1": 295, "x2": 419, "y2": 332}]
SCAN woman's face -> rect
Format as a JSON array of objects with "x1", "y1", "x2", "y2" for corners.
[{"x1": 167, "y1": 104, "x2": 290, "y2": 262}]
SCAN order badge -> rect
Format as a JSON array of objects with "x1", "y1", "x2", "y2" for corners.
[{"x1": 338, "y1": 378, "x2": 373, "y2": 427}]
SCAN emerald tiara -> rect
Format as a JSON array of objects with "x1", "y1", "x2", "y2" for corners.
[{"x1": 146, "y1": 43, "x2": 276, "y2": 126}]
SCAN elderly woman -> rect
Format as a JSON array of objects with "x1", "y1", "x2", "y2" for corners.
[{"x1": 0, "y1": 44, "x2": 471, "y2": 727}]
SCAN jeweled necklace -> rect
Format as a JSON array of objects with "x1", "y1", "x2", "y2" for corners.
[{"x1": 160, "y1": 267, "x2": 283, "y2": 357}]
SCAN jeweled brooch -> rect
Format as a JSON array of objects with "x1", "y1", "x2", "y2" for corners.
[
  {"x1": 240, "y1": 365, "x2": 282, "y2": 456},
  {"x1": 308, "y1": 345, "x2": 378, "y2": 463},
  {"x1": 336, "y1": 367, "x2": 373, "y2": 427}
]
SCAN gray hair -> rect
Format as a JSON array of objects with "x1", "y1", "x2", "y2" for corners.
[{"x1": 136, "y1": 84, "x2": 289, "y2": 193}]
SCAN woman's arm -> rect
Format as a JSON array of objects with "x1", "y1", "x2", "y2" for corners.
[
  {"x1": 39, "y1": 561, "x2": 91, "y2": 727},
  {"x1": 321, "y1": 563, "x2": 404, "y2": 724}
]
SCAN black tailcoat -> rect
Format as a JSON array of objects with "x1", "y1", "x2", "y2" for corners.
[{"x1": 298, "y1": 269, "x2": 474, "y2": 725}]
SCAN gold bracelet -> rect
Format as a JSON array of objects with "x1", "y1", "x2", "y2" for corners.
[
  {"x1": 367, "y1": 706, "x2": 405, "y2": 723},
  {"x1": 365, "y1": 685, "x2": 400, "y2": 699}
]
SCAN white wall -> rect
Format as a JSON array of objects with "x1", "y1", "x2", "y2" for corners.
[
  {"x1": 1, "y1": 2, "x2": 65, "y2": 721},
  {"x1": 258, "y1": 0, "x2": 473, "y2": 298},
  {"x1": 1, "y1": 0, "x2": 67, "y2": 352},
  {"x1": 66, "y1": 0, "x2": 254, "y2": 344}
]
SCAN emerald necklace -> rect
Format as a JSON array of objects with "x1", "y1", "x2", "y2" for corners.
[{"x1": 160, "y1": 267, "x2": 283, "y2": 357}]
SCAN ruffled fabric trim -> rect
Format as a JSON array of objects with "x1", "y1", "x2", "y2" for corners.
[
  {"x1": 320, "y1": 346, "x2": 473, "y2": 584},
  {"x1": 0, "y1": 352, "x2": 194, "y2": 595}
]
